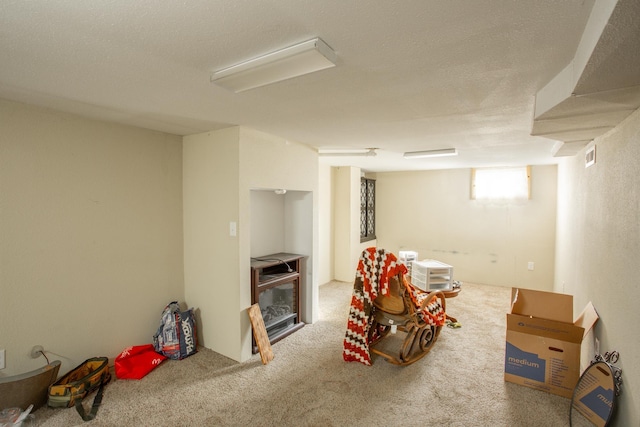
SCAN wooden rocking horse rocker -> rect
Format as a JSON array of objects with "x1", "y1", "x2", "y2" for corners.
[{"x1": 343, "y1": 247, "x2": 447, "y2": 366}]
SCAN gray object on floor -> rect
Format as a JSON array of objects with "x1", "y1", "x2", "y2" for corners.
[{"x1": 0, "y1": 360, "x2": 61, "y2": 411}]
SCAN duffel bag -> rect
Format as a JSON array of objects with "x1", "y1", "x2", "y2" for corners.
[{"x1": 48, "y1": 356, "x2": 110, "y2": 421}]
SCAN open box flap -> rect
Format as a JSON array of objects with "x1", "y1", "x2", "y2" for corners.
[
  {"x1": 510, "y1": 288, "x2": 573, "y2": 323},
  {"x1": 575, "y1": 301, "x2": 599, "y2": 338},
  {"x1": 507, "y1": 313, "x2": 585, "y2": 343}
]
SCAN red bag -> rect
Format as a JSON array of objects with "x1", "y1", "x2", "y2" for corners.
[{"x1": 115, "y1": 344, "x2": 167, "y2": 380}]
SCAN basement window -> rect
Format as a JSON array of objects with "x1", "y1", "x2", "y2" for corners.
[{"x1": 471, "y1": 166, "x2": 531, "y2": 200}]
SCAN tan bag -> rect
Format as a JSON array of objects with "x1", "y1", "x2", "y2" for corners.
[{"x1": 48, "y1": 357, "x2": 110, "y2": 421}]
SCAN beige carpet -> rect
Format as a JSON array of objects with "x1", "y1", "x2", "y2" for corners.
[{"x1": 32, "y1": 281, "x2": 572, "y2": 426}]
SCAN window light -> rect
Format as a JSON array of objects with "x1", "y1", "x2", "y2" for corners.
[{"x1": 471, "y1": 166, "x2": 531, "y2": 200}]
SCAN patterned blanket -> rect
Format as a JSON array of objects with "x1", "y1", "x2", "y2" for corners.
[
  {"x1": 342, "y1": 247, "x2": 446, "y2": 365},
  {"x1": 404, "y1": 280, "x2": 447, "y2": 327}
]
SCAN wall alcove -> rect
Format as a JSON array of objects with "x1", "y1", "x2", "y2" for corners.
[{"x1": 249, "y1": 189, "x2": 314, "y2": 344}]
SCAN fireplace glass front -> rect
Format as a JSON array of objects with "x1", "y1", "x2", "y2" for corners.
[{"x1": 258, "y1": 281, "x2": 297, "y2": 339}]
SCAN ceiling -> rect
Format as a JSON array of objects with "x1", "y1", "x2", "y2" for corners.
[{"x1": 1, "y1": 0, "x2": 638, "y2": 172}]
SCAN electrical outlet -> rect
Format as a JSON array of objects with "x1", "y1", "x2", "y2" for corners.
[
  {"x1": 0, "y1": 349, "x2": 5, "y2": 370},
  {"x1": 527, "y1": 261, "x2": 534, "y2": 271},
  {"x1": 31, "y1": 345, "x2": 44, "y2": 359}
]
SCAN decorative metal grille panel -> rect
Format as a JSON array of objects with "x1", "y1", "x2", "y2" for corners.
[
  {"x1": 367, "y1": 180, "x2": 375, "y2": 236},
  {"x1": 360, "y1": 180, "x2": 367, "y2": 236},
  {"x1": 360, "y1": 178, "x2": 376, "y2": 242}
]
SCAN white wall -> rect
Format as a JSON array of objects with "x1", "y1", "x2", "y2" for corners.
[
  {"x1": 0, "y1": 99, "x2": 184, "y2": 377},
  {"x1": 283, "y1": 191, "x2": 314, "y2": 267},
  {"x1": 250, "y1": 188, "x2": 314, "y2": 326},
  {"x1": 239, "y1": 128, "x2": 318, "y2": 360},
  {"x1": 333, "y1": 167, "x2": 373, "y2": 281},
  {"x1": 317, "y1": 163, "x2": 334, "y2": 286},
  {"x1": 183, "y1": 127, "x2": 241, "y2": 361},
  {"x1": 250, "y1": 190, "x2": 286, "y2": 256},
  {"x1": 184, "y1": 127, "x2": 318, "y2": 363},
  {"x1": 374, "y1": 166, "x2": 557, "y2": 289},
  {"x1": 283, "y1": 190, "x2": 314, "y2": 326},
  {"x1": 555, "y1": 108, "x2": 640, "y2": 426}
]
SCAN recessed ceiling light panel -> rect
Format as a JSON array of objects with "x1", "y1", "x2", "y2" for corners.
[
  {"x1": 403, "y1": 148, "x2": 458, "y2": 159},
  {"x1": 318, "y1": 148, "x2": 377, "y2": 157},
  {"x1": 211, "y1": 38, "x2": 337, "y2": 92}
]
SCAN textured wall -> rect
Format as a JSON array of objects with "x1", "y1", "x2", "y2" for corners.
[
  {"x1": 183, "y1": 127, "x2": 241, "y2": 361},
  {"x1": 317, "y1": 163, "x2": 334, "y2": 286},
  {"x1": 555, "y1": 108, "x2": 640, "y2": 426},
  {"x1": 184, "y1": 127, "x2": 318, "y2": 362},
  {"x1": 0, "y1": 99, "x2": 184, "y2": 376},
  {"x1": 374, "y1": 166, "x2": 557, "y2": 290}
]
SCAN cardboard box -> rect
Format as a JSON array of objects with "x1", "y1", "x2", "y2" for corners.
[{"x1": 504, "y1": 288, "x2": 599, "y2": 398}]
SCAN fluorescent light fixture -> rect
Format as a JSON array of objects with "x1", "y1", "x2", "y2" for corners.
[
  {"x1": 318, "y1": 148, "x2": 377, "y2": 157},
  {"x1": 211, "y1": 38, "x2": 337, "y2": 92},
  {"x1": 403, "y1": 148, "x2": 458, "y2": 159}
]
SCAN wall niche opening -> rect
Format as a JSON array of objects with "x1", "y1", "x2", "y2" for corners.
[{"x1": 249, "y1": 189, "x2": 313, "y2": 350}]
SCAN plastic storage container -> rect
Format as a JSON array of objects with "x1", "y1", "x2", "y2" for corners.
[{"x1": 410, "y1": 259, "x2": 453, "y2": 291}]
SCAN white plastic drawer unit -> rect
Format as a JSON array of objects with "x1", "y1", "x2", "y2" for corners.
[
  {"x1": 410, "y1": 259, "x2": 453, "y2": 291},
  {"x1": 398, "y1": 250, "x2": 418, "y2": 276}
]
